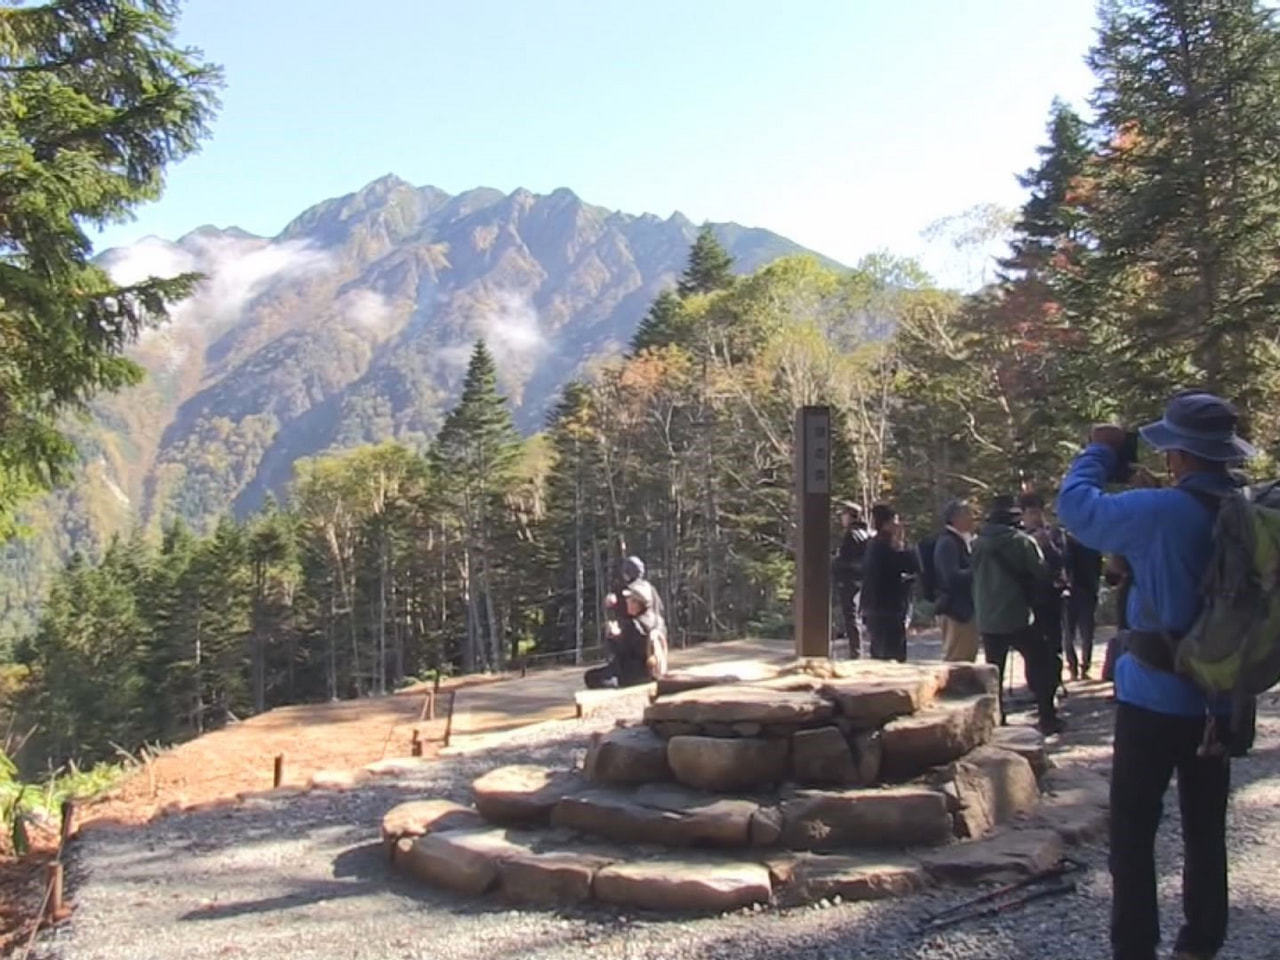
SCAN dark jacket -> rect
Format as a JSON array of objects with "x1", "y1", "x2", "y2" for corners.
[
  {"x1": 860, "y1": 534, "x2": 917, "y2": 620},
  {"x1": 933, "y1": 528, "x2": 974, "y2": 623},
  {"x1": 833, "y1": 524, "x2": 870, "y2": 585},
  {"x1": 1028, "y1": 524, "x2": 1068, "y2": 607},
  {"x1": 1065, "y1": 534, "x2": 1102, "y2": 598},
  {"x1": 972, "y1": 522, "x2": 1049, "y2": 635}
]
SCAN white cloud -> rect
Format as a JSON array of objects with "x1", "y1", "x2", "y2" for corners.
[
  {"x1": 103, "y1": 232, "x2": 332, "y2": 330},
  {"x1": 433, "y1": 290, "x2": 549, "y2": 379},
  {"x1": 338, "y1": 288, "x2": 394, "y2": 332}
]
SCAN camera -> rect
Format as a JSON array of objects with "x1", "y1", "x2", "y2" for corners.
[{"x1": 1114, "y1": 430, "x2": 1141, "y2": 483}]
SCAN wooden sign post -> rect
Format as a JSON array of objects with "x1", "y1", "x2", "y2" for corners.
[{"x1": 794, "y1": 406, "x2": 832, "y2": 658}]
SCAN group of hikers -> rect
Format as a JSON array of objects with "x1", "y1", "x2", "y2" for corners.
[
  {"x1": 832, "y1": 490, "x2": 1106, "y2": 736},
  {"x1": 836, "y1": 390, "x2": 1271, "y2": 960},
  {"x1": 583, "y1": 389, "x2": 1273, "y2": 960}
]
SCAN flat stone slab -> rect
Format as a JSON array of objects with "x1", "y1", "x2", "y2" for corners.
[
  {"x1": 497, "y1": 850, "x2": 616, "y2": 906},
  {"x1": 949, "y1": 746, "x2": 1040, "y2": 839},
  {"x1": 920, "y1": 828, "x2": 1064, "y2": 884},
  {"x1": 593, "y1": 858, "x2": 772, "y2": 913},
  {"x1": 552, "y1": 783, "x2": 757, "y2": 848},
  {"x1": 381, "y1": 799, "x2": 484, "y2": 855},
  {"x1": 655, "y1": 673, "x2": 742, "y2": 697},
  {"x1": 780, "y1": 785, "x2": 953, "y2": 851},
  {"x1": 667, "y1": 735, "x2": 789, "y2": 791},
  {"x1": 309, "y1": 769, "x2": 369, "y2": 791},
  {"x1": 1031, "y1": 766, "x2": 1109, "y2": 844},
  {"x1": 990, "y1": 726, "x2": 1049, "y2": 779},
  {"x1": 585, "y1": 726, "x2": 672, "y2": 784},
  {"x1": 365, "y1": 757, "x2": 436, "y2": 778},
  {"x1": 398, "y1": 828, "x2": 529, "y2": 896},
  {"x1": 932, "y1": 661, "x2": 1001, "y2": 697},
  {"x1": 880, "y1": 695, "x2": 999, "y2": 782},
  {"x1": 767, "y1": 852, "x2": 928, "y2": 905},
  {"x1": 820, "y1": 675, "x2": 938, "y2": 729},
  {"x1": 473, "y1": 765, "x2": 583, "y2": 826},
  {"x1": 644, "y1": 686, "x2": 835, "y2": 727}
]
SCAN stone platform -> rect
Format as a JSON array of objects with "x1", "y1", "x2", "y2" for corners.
[{"x1": 383, "y1": 658, "x2": 1108, "y2": 913}]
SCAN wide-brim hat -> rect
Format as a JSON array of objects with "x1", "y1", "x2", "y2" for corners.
[{"x1": 1139, "y1": 391, "x2": 1257, "y2": 463}]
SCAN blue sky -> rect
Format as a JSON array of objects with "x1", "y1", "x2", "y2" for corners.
[{"x1": 95, "y1": 0, "x2": 1100, "y2": 285}]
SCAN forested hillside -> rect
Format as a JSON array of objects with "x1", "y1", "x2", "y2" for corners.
[
  {"x1": 0, "y1": 181, "x2": 833, "y2": 640},
  {"x1": 8, "y1": 0, "x2": 1280, "y2": 779}
]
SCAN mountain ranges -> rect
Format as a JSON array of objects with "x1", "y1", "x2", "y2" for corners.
[{"x1": 0, "y1": 174, "x2": 839, "y2": 637}]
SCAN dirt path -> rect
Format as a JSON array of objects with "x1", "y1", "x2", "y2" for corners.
[{"x1": 32, "y1": 680, "x2": 1280, "y2": 960}]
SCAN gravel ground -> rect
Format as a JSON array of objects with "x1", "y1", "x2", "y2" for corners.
[{"x1": 34, "y1": 689, "x2": 1280, "y2": 960}]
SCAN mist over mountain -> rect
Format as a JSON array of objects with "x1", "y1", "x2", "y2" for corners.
[{"x1": 0, "y1": 175, "x2": 840, "y2": 635}]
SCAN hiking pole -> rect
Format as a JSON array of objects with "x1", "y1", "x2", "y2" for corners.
[
  {"x1": 919, "y1": 858, "x2": 1082, "y2": 926},
  {"x1": 920, "y1": 881, "x2": 1077, "y2": 933}
]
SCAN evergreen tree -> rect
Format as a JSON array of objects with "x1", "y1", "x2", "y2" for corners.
[
  {"x1": 631, "y1": 290, "x2": 689, "y2": 353},
  {"x1": 677, "y1": 225, "x2": 736, "y2": 298},
  {"x1": 1004, "y1": 99, "x2": 1092, "y2": 279},
  {"x1": 431, "y1": 341, "x2": 521, "y2": 671},
  {"x1": 0, "y1": 1, "x2": 222, "y2": 536},
  {"x1": 1086, "y1": 0, "x2": 1280, "y2": 426}
]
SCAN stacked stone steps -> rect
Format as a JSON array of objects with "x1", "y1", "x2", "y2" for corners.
[{"x1": 383, "y1": 658, "x2": 1110, "y2": 913}]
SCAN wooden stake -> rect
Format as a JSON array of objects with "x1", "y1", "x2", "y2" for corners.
[
  {"x1": 443, "y1": 691, "x2": 456, "y2": 747},
  {"x1": 45, "y1": 862, "x2": 64, "y2": 920},
  {"x1": 410, "y1": 729, "x2": 423, "y2": 757},
  {"x1": 273, "y1": 753, "x2": 285, "y2": 788},
  {"x1": 58, "y1": 799, "x2": 75, "y2": 852}
]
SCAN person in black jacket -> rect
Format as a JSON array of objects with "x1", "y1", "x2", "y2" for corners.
[
  {"x1": 860, "y1": 503, "x2": 918, "y2": 662},
  {"x1": 933, "y1": 498, "x2": 978, "y2": 662},
  {"x1": 1064, "y1": 532, "x2": 1103, "y2": 679},
  {"x1": 832, "y1": 502, "x2": 870, "y2": 658},
  {"x1": 1020, "y1": 493, "x2": 1068, "y2": 692}
]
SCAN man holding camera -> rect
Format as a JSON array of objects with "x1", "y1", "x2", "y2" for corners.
[{"x1": 1058, "y1": 392, "x2": 1250, "y2": 960}]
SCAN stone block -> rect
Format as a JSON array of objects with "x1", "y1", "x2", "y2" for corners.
[
  {"x1": 920, "y1": 828, "x2": 1064, "y2": 884},
  {"x1": 766, "y1": 852, "x2": 928, "y2": 905},
  {"x1": 749, "y1": 806, "x2": 784, "y2": 847},
  {"x1": 644, "y1": 686, "x2": 835, "y2": 727},
  {"x1": 472, "y1": 765, "x2": 583, "y2": 826},
  {"x1": 655, "y1": 673, "x2": 741, "y2": 697},
  {"x1": 879, "y1": 695, "x2": 999, "y2": 781},
  {"x1": 364, "y1": 757, "x2": 436, "y2": 778},
  {"x1": 398, "y1": 829, "x2": 528, "y2": 896},
  {"x1": 780, "y1": 785, "x2": 953, "y2": 851},
  {"x1": 381, "y1": 799, "x2": 484, "y2": 855},
  {"x1": 934, "y1": 661, "x2": 1001, "y2": 697},
  {"x1": 584, "y1": 727, "x2": 671, "y2": 784},
  {"x1": 820, "y1": 675, "x2": 938, "y2": 729},
  {"x1": 667, "y1": 736, "x2": 789, "y2": 792},
  {"x1": 792, "y1": 727, "x2": 858, "y2": 785},
  {"x1": 551, "y1": 783, "x2": 757, "y2": 848},
  {"x1": 851, "y1": 730, "x2": 883, "y2": 786},
  {"x1": 949, "y1": 746, "x2": 1040, "y2": 839},
  {"x1": 593, "y1": 859, "x2": 772, "y2": 913},
  {"x1": 497, "y1": 850, "x2": 615, "y2": 906},
  {"x1": 990, "y1": 726, "x2": 1049, "y2": 779}
]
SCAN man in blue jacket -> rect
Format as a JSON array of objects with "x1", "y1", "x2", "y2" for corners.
[{"x1": 1058, "y1": 391, "x2": 1254, "y2": 960}]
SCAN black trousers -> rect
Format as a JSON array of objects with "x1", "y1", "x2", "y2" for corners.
[
  {"x1": 1064, "y1": 590, "x2": 1098, "y2": 673},
  {"x1": 981, "y1": 627, "x2": 1058, "y2": 722},
  {"x1": 1033, "y1": 596, "x2": 1065, "y2": 688},
  {"x1": 835, "y1": 579, "x2": 861, "y2": 658},
  {"x1": 864, "y1": 613, "x2": 906, "y2": 662},
  {"x1": 1110, "y1": 702, "x2": 1230, "y2": 960}
]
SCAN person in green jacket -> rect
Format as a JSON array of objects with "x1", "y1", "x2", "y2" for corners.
[{"x1": 971, "y1": 494, "x2": 1064, "y2": 734}]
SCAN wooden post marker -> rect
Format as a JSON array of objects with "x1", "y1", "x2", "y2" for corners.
[
  {"x1": 45, "y1": 861, "x2": 64, "y2": 920},
  {"x1": 273, "y1": 753, "x2": 285, "y2": 789},
  {"x1": 410, "y1": 729, "x2": 423, "y2": 757},
  {"x1": 794, "y1": 406, "x2": 832, "y2": 659}
]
